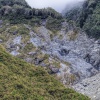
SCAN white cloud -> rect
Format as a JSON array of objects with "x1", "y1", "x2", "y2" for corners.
[{"x1": 25, "y1": 0, "x2": 85, "y2": 13}]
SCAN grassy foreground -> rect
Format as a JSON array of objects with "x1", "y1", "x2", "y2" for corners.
[{"x1": 0, "y1": 45, "x2": 90, "y2": 100}]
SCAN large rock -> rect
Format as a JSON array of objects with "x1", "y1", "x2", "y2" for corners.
[
  {"x1": 59, "y1": 48, "x2": 70, "y2": 56},
  {"x1": 0, "y1": 39, "x2": 3, "y2": 43},
  {"x1": 49, "y1": 65, "x2": 59, "y2": 73}
]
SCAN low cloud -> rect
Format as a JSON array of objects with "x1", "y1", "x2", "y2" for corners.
[{"x1": 26, "y1": 0, "x2": 85, "y2": 13}]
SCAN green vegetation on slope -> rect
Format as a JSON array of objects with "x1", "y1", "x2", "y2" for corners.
[
  {"x1": 0, "y1": 0, "x2": 62, "y2": 22},
  {"x1": 65, "y1": 0, "x2": 100, "y2": 39},
  {"x1": 82, "y1": 0, "x2": 100, "y2": 38},
  {"x1": 0, "y1": 45, "x2": 90, "y2": 100},
  {"x1": 0, "y1": 0, "x2": 63, "y2": 32},
  {"x1": 0, "y1": 0, "x2": 29, "y2": 8}
]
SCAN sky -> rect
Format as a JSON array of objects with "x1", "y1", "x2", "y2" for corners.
[{"x1": 25, "y1": 0, "x2": 85, "y2": 13}]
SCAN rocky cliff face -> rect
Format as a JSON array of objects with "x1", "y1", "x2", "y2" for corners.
[{"x1": 0, "y1": 19, "x2": 100, "y2": 83}]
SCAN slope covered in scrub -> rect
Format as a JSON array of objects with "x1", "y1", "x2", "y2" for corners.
[
  {"x1": 0, "y1": 45, "x2": 90, "y2": 100},
  {"x1": 65, "y1": 0, "x2": 100, "y2": 39}
]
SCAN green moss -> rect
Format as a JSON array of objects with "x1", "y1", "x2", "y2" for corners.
[
  {"x1": 7, "y1": 24, "x2": 29, "y2": 35},
  {"x1": 22, "y1": 43, "x2": 36, "y2": 53}
]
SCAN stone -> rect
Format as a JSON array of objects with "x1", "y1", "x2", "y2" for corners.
[
  {"x1": 13, "y1": 31, "x2": 18, "y2": 35},
  {"x1": 25, "y1": 58, "x2": 33, "y2": 63},
  {"x1": 49, "y1": 66, "x2": 59, "y2": 73},
  {"x1": 84, "y1": 54, "x2": 91, "y2": 63},
  {"x1": 34, "y1": 58, "x2": 44, "y2": 65},
  {"x1": 10, "y1": 45, "x2": 16, "y2": 48},
  {"x1": 0, "y1": 20, "x2": 3, "y2": 25},
  {"x1": 59, "y1": 49, "x2": 69, "y2": 56},
  {"x1": 28, "y1": 52, "x2": 36, "y2": 56},
  {"x1": 95, "y1": 39, "x2": 100, "y2": 44},
  {"x1": 0, "y1": 39, "x2": 3, "y2": 43}
]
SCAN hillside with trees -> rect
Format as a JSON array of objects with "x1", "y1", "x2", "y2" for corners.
[{"x1": 65, "y1": 0, "x2": 100, "y2": 39}]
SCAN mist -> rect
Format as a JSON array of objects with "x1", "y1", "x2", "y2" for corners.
[{"x1": 25, "y1": 0, "x2": 85, "y2": 13}]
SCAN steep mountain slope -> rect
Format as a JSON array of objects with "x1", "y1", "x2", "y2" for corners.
[
  {"x1": 0, "y1": 0, "x2": 100, "y2": 99},
  {"x1": 65, "y1": 0, "x2": 100, "y2": 39},
  {"x1": 0, "y1": 17, "x2": 100, "y2": 87},
  {"x1": 79, "y1": 0, "x2": 100, "y2": 38},
  {"x1": 62, "y1": 1, "x2": 83, "y2": 17},
  {"x1": 0, "y1": 0, "x2": 62, "y2": 27},
  {"x1": 0, "y1": 45, "x2": 90, "y2": 100}
]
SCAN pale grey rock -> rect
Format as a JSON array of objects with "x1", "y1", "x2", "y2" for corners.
[
  {"x1": 49, "y1": 65, "x2": 59, "y2": 73},
  {"x1": 13, "y1": 36, "x2": 21, "y2": 45},
  {"x1": 0, "y1": 39, "x2": 3, "y2": 43},
  {"x1": 11, "y1": 51, "x2": 20, "y2": 56},
  {"x1": 73, "y1": 73, "x2": 100, "y2": 100},
  {"x1": 25, "y1": 58, "x2": 33, "y2": 63},
  {"x1": 28, "y1": 52, "x2": 36, "y2": 56},
  {"x1": 34, "y1": 58, "x2": 44, "y2": 65}
]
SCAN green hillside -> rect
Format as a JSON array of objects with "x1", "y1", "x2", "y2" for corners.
[
  {"x1": 0, "y1": 45, "x2": 90, "y2": 100},
  {"x1": 82, "y1": 0, "x2": 100, "y2": 38},
  {"x1": 65, "y1": 0, "x2": 100, "y2": 39}
]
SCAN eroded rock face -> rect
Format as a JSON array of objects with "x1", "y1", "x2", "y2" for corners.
[
  {"x1": 1, "y1": 21, "x2": 100, "y2": 96},
  {"x1": 0, "y1": 20, "x2": 100, "y2": 100}
]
